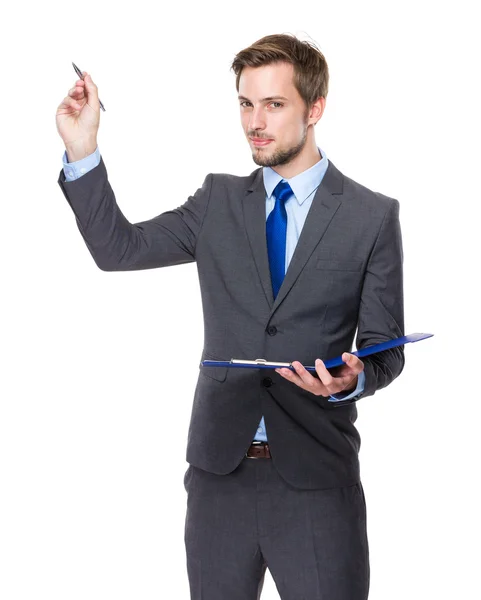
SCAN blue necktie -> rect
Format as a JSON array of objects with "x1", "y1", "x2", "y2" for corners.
[{"x1": 266, "y1": 180, "x2": 294, "y2": 299}]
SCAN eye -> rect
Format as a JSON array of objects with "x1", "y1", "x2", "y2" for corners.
[{"x1": 239, "y1": 101, "x2": 284, "y2": 108}]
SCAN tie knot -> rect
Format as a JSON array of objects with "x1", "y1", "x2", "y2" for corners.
[{"x1": 272, "y1": 180, "x2": 294, "y2": 204}]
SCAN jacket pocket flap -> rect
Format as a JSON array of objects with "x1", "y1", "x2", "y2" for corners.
[
  {"x1": 200, "y1": 351, "x2": 228, "y2": 382},
  {"x1": 200, "y1": 365, "x2": 228, "y2": 382},
  {"x1": 316, "y1": 259, "x2": 362, "y2": 271}
]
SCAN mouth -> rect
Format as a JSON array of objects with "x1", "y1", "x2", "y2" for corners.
[{"x1": 250, "y1": 137, "x2": 273, "y2": 147}]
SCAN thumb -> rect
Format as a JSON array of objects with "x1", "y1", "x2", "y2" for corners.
[{"x1": 83, "y1": 72, "x2": 99, "y2": 105}]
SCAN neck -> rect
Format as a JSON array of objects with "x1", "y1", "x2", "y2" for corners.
[{"x1": 272, "y1": 136, "x2": 321, "y2": 179}]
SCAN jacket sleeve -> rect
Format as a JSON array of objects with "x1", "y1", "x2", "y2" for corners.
[
  {"x1": 353, "y1": 198, "x2": 405, "y2": 401},
  {"x1": 57, "y1": 156, "x2": 213, "y2": 271}
]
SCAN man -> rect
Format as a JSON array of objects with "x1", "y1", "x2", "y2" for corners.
[{"x1": 56, "y1": 33, "x2": 404, "y2": 600}]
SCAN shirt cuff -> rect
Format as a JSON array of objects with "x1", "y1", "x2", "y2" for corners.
[
  {"x1": 62, "y1": 145, "x2": 101, "y2": 181},
  {"x1": 328, "y1": 370, "x2": 366, "y2": 402}
]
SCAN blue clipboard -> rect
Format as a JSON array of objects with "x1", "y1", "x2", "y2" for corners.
[{"x1": 200, "y1": 332, "x2": 433, "y2": 373}]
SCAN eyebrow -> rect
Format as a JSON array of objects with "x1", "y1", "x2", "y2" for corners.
[{"x1": 238, "y1": 95, "x2": 289, "y2": 102}]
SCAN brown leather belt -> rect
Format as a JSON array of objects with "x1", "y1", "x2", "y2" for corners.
[{"x1": 245, "y1": 441, "x2": 271, "y2": 459}]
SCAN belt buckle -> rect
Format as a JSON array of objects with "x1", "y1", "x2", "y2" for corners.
[{"x1": 246, "y1": 441, "x2": 264, "y2": 459}]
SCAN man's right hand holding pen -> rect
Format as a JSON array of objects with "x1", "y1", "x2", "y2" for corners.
[{"x1": 56, "y1": 71, "x2": 99, "y2": 163}]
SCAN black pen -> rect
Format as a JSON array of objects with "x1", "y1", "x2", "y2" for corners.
[{"x1": 72, "y1": 62, "x2": 106, "y2": 111}]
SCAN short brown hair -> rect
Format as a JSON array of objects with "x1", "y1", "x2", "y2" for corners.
[{"x1": 230, "y1": 33, "x2": 329, "y2": 110}]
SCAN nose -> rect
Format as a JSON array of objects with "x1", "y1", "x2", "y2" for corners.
[{"x1": 248, "y1": 107, "x2": 266, "y2": 132}]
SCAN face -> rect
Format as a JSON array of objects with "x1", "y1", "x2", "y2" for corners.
[{"x1": 238, "y1": 62, "x2": 320, "y2": 169}]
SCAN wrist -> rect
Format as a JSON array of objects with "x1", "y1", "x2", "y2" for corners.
[
  {"x1": 65, "y1": 138, "x2": 97, "y2": 163},
  {"x1": 343, "y1": 374, "x2": 358, "y2": 392}
]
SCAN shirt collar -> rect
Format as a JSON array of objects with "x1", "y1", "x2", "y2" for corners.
[{"x1": 262, "y1": 146, "x2": 329, "y2": 205}]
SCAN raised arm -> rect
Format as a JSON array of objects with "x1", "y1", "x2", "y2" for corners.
[
  {"x1": 58, "y1": 159, "x2": 213, "y2": 271},
  {"x1": 56, "y1": 70, "x2": 213, "y2": 271}
]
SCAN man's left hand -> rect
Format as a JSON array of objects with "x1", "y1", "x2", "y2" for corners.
[{"x1": 275, "y1": 353, "x2": 364, "y2": 397}]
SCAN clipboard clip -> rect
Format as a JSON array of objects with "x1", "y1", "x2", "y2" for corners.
[{"x1": 231, "y1": 358, "x2": 293, "y2": 367}]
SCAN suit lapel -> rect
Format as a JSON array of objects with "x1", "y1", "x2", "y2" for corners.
[{"x1": 242, "y1": 159, "x2": 344, "y2": 319}]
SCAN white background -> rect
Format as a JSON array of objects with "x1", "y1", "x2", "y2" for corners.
[{"x1": 1, "y1": 0, "x2": 480, "y2": 598}]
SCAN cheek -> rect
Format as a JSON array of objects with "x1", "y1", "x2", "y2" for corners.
[{"x1": 282, "y1": 118, "x2": 304, "y2": 138}]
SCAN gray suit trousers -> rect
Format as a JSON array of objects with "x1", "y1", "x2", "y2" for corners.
[{"x1": 184, "y1": 456, "x2": 370, "y2": 599}]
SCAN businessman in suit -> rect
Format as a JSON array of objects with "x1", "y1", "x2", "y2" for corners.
[{"x1": 56, "y1": 33, "x2": 404, "y2": 600}]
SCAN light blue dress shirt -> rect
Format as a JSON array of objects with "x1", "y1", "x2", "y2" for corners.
[{"x1": 62, "y1": 146, "x2": 366, "y2": 443}]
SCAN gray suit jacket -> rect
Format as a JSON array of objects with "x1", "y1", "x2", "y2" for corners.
[{"x1": 57, "y1": 156, "x2": 404, "y2": 490}]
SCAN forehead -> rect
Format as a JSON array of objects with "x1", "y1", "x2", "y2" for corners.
[{"x1": 238, "y1": 62, "x2": 297, "y2": 100}]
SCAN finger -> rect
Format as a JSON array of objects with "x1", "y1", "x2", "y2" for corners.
[
  {"x1": 69, "y1": 86, "x2": 85, "y2": 100},
  {"x1": 341, "y1": 353, "x2": 364, "y2": 374},
  {"x1": 82, "y1": 72, "x2": 99, "y2": 105},
  {"x1": 290, "y1": 361, "x2": 319, "y2": 390},
  {"x1": 318, "y1": 353, "x2": 364, "y2": 393},
  {"x1": 275, "y1": 364, "x2": 304, "y2": 386},
  {"x1": 314, "y1": 358, "x2": 336, "y2": 388},
  {"x1": 337, "y1": 353, "x2": 364, "y2": 390},
  {"x1": 276, "y1": 362, "x2": 317, "y2": 391},
  {"x1": 60, "y1": 95, "x2": 82, "y2": 111},
  {"x1": 275, "y1": 362, "x2": 328, "y2": 397},
  {"x1": 314, "y1": 358, "x2": 351, "y2": 395}
]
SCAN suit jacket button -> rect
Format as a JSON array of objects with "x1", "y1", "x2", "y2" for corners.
[
  {"x1": 262, "y1": 377, "x2": 273, "y2": 387},
  {"x1": 267, "y1": 325, "x2": 277, "y2": 335}
]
